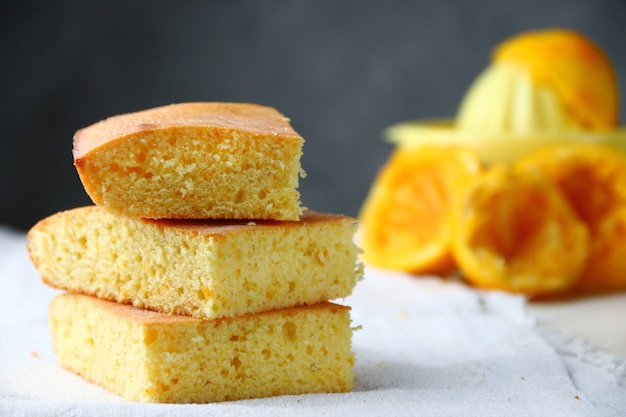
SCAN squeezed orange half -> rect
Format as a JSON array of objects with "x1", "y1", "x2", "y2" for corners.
[
  {"x1": 359, "y1": 145, "x2": 482, "y2": 273},
  {"x1": 494, "y1": 28, "x2": 619, "y2": 130},
  {"x1": 516, "y1": 143, "x2": 626, "y2": 295},
  {"x1": 451, "y1": 165, "x2": 589, "y2": 297}
]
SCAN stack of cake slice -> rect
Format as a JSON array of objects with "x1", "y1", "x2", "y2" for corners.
[{"x1": 27, "y1": 102, "x2": 363, "y2": 403}]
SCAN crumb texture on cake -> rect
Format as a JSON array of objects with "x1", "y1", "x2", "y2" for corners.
[
  {"x1": 73, "y1": 102, "x2": 305, "y2": 220},
  {"x1": 28, "y1": 206, "x2": 363, "y2": 319},
  {"x1": 48, "y1": 293, "x2": 355, "y2": 403}
]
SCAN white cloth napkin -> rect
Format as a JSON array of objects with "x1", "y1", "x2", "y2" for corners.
[{"x1": 1, "y1": 226, "x2": 624, "y2": 416}]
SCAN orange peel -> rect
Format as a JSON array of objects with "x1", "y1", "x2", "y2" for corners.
[{"x1": 494, "y1": 28, "x2": 619, "y2": 130}]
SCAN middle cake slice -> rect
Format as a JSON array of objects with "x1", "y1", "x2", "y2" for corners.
[{"x1": 27, "y1": 206, "x2": 362, "y2": 320}]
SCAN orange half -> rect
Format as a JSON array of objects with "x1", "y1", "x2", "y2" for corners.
[
  {"x1": 359, "y1": 145, "x2": 482, "y2": 273},
  {"x1": 493, "y1": 28, "x2": 619, "y2": 130},
  {"x1": 516, "y1": 143, "x2": 626, "y2": 295},
  {"x1": 451, "y1": 165, "x2": 589, "y2": 297}
]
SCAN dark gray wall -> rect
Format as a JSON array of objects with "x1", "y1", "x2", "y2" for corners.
[{"x1": 2, "y1": 0, "x2": 625, "y2": 230}]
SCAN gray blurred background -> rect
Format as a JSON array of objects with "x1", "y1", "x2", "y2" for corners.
[{"x1": 2, "y1": 0, "x2": 625, "y2": 231}]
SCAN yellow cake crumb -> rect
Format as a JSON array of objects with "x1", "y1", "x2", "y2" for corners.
[
  {"x1": 27, "y1": 206, "x2": 363, "y2": 319},
  {"x1": 73, "y1": 102, "x2": 306, "y2": 220},
  {"x1": 48, "y1": 294, "x2": 355, "y2": 403}
]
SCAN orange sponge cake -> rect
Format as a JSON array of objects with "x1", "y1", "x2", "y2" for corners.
[
  {"x1": 73, "y1": 102, "x2": 305, "y2": 221},
  {"x1": 48, "y1": 293, "x2": 355, "y2": 403},
  {"x1": 27, "y1": 206, "x2": 362, "y2": 319}
]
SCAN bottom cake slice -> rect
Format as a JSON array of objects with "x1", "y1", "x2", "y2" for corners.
[{"x1": 48, "y1": 293, "x2": 355, "y2": 403}]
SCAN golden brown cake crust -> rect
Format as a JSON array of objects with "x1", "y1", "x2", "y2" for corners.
[
  {"x1": 149, "y1": 209, "x2": 354, "y2": 235},
  {"x1": 28, "y1": 205, "x2": 353, "y2": 239},
  {"x1": 70, "y1": 294, "x2": 350, "y2": 326},
  {"x1": 73, "y1": 102, "x2": 303, "y2": 158}
]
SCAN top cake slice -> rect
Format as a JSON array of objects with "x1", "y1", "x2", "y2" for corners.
[{"x1": 73, "y1": 102, "x2": 305, "y2": 220}]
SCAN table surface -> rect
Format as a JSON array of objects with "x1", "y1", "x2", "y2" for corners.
[{"x1": 529, "y1": 292, "x2": 626, "y2": 357}]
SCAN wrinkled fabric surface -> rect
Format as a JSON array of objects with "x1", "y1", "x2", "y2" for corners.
[{"x1": 1, "y1": 226, "x2": 624, "y2": 417}]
